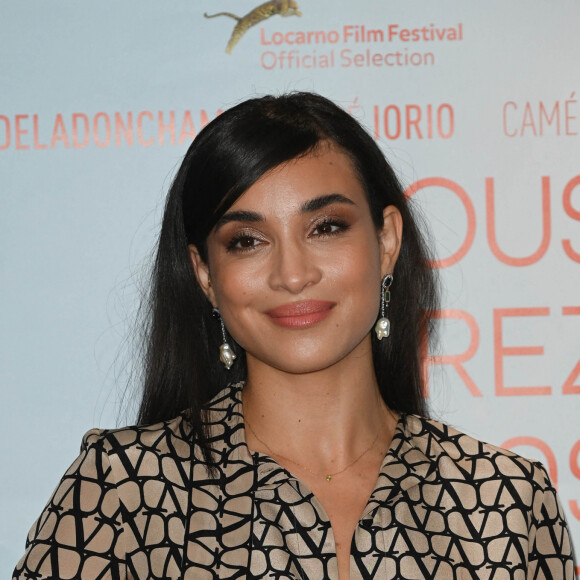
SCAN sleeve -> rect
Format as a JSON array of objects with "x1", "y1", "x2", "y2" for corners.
[
  {"x1": 527, "y1": 462, "x2": 577, "y2": 580},
  {"x1": 12, "y1": 430, "x2": 127, "y2": 580}
]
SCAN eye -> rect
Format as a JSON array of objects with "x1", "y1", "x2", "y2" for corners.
[
  {"x1": 226, "y1": 233, "x2": 264, "y2": 252},
  {"x1": 311, "y1": 219, "x2": 349, "y2": 237}
]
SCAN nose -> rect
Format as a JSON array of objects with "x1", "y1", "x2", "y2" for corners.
[{"x1": 268, "y1": 239, "x2": 322, "y2": 294}]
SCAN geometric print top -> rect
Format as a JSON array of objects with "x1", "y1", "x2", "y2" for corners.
[{"x1": 14, "y1": 383, "x2": 576, "y2": 579}]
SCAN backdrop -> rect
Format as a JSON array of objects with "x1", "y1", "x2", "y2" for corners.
[{"x1": 1, "y1": 1, "x2": 579, "y2": 574}]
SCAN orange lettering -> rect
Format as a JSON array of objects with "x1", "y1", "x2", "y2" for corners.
[
  {"x1": 437, "y1": 104, "x2": 454, "y2": 138},
  {"x1": 383, "y1": 105, "x2": 401, "y2": 139},
  {"x1": 72, "y1": 114, "x2": 89, "y2": 148},
  {"x1": 562, "y1": 307, "x2": 580, "y2": 394},
  {"x1": 562, "y1": 175, "x2": 580, "y2": 263},
  {"x1": 50, "y1": 114, "x2": 70, "y2": 148},
  {"x1": 158, "y1": 110, "x2": 175, "y2": 146},
  {"x1": 200, "y1": 109, "x2": 222, "y2": 129},
  {"x1": 178, "y1": 111, "x2": 196, "y2": 145},
  {"x1": 115, "y1": 112, "x2": 133, "y2": 147},
  {"x1": 427, "y1": 310, "x2": 481, "y2": 397},
  {"x1": 32, "y1": 115, "x2": 47, "y2": 149},
  {"x1": 486, "y1": 177, "x2": 550, "y2": 266},
  {"x1": 15, "y1": 115, "x2": 29, "y2": 150},
  {"x1": 137, "y1": 111, "x2": 154, "y2": 146},
  {"x1": 94, "y1": 113, "x2": 111, "y2": 148},
  {"x1": 405, "y1": 104, "x2": 422, "y2": 139},
  {"x1": 0, "y1": 115, "x2": 10, "y2": 149},
  {"x1": 494, "y1": 308, "x2": 551, "y2": 396}
]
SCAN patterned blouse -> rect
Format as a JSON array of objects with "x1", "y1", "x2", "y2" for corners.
[{"x1": 14, "y1": 384, "x2": 576, "y2": 579}]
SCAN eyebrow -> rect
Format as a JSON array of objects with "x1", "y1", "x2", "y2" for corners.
[
  {"x1": 214, "y1": 210, "x2": 262, "y2": 230},
  {"x1": 300, "y1": 193, "x2": 356, "y2": 213},
  {"x1": 214, "y1": 193, "x2": 356, "y2": 231}
]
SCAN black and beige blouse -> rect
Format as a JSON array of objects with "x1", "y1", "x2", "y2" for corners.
[{"x1": 14, "y1": 384, "x2": 576, "y2": 579}]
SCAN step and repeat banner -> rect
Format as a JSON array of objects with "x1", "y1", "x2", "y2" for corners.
[{"x1": 1, "y1": 0, "x2": 578, "y2": 573}]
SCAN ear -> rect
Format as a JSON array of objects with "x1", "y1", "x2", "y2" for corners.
[
  {"x1": 378, "y1": 205, "x2": 403, "y2": 276},
  {"x1": 188, "y1": 244, "x2": 217, "y2": 307}
]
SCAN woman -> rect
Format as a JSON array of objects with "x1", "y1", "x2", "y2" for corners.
[{"x1": 14, "y1": 93, "x2": 575, "y2": 579}]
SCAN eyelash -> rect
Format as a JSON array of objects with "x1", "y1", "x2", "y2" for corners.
[
  {"x1": 226, "y1": 232, "x2": 264, "y2": 253},
  {"x1": 225, "y1": 218, "x2": 350, "y2": 253},
  {"x1": 311, "y1": 218, "x2": 350, "y2": 237}
]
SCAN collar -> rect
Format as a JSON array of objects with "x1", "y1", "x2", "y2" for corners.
[
  {"x1": 189, "y1": 384, "x2": 441, "y2": 576},
  {"x1": 204, "y1": 383, "x2": 439, "y2": 505}
]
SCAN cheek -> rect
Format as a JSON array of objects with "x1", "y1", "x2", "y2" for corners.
[
  {"x1": 207, "y1": 244, "x2": 256, "y2": 300},
  {"x1": 327, "y1": 241, "x2": 383, "y2": 311},
  {"x1": 209, "y1": 259, "x2": 263, "y2": 331},
  {"x1": 213, "y1": 269, "x2": 251, "y2": 306}
]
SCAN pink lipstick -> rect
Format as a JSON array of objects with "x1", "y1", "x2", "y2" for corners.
[{"x1": 266, "y1": 300, "x2": 335, "y2": 328}]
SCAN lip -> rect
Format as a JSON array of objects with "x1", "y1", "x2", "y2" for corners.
[{"x1": 266, "y1": 300, "x2": 336, "y2": 328}]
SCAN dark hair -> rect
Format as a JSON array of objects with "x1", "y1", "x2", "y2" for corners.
[{"x1": 137, "y1": 92, "x2": 438, "y2": 453}]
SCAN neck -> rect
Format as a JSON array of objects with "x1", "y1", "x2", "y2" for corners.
[{"x1": 242, "y1": 340, "x2": 396, "y2": 470}]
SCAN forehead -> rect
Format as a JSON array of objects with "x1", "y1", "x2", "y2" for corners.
[{"x1": 229, "y1": 145, "x2": 366, "y2": 213}]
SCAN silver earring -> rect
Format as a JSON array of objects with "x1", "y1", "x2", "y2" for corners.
[
  {"x1": 213, "y1": 308, "x2": 236, "y2": 370},
  {"x1": 374, "y1": 274, "x2": 393, "y2": 340}
]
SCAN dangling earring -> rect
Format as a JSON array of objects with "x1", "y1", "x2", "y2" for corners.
[
  {"x1": 374, "y1": 274, "x2": 393, "y2": 340},
  {"x1": 213, "y1": 308, "x2": 236, "y2": 370}
]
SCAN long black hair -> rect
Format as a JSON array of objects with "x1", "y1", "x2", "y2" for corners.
[{"x1": 137, "y1": 92, "x2": 438, "y2": 450}]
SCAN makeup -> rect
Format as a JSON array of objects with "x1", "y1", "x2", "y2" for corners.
[{"x1": 266, "y1": 300, "x2": 335, "y2": 328}]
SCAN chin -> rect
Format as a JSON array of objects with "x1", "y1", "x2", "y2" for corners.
[{"x1": 247, "y1": 334, "x2": 373, "y2": 376}]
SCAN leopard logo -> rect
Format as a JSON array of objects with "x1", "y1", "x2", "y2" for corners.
[{"x1": 205, "y1": 0, "x2": 302, "y2": 54}]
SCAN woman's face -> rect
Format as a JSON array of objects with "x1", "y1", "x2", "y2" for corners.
[{"x1": 190, "y1": 143, "x2": 402, "y2": 376}]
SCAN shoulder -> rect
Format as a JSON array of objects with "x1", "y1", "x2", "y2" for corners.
[
  {"x1": 403, "y1": 414, "x2": 554, "y2": 495},
  {"x1": 82, "y1": 412, "x2": 192, "y2": 449},
  {"x1": 79, "y1": 383, "x2": 244, "y2": 469},
  {"x1": 13, "y1": 415, "x2": 197, "y2": 578},
  {"x1": 79, "y1": 412, "x2": 193, "y2": 473},
  {"x1": 402, "y1": 415, "x2": 576, "y2": 572}
]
